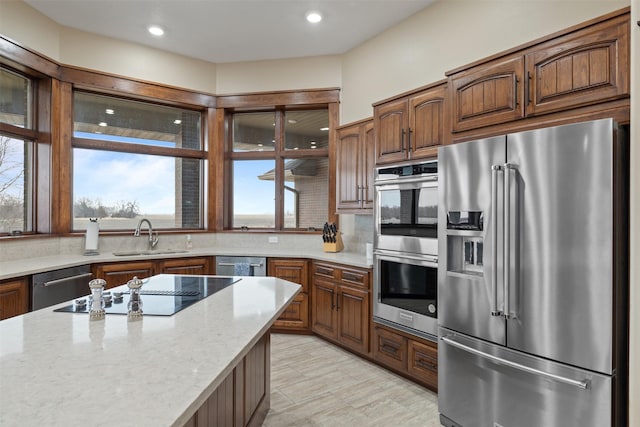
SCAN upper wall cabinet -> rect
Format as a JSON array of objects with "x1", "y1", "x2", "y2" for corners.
[
  {"x1": 373, "y1": 82, "x2": 447, "y2": 165},
  {"x1": 336, "y1": 119, "x2": 375, "y2": 213},
  {"x1": 448, "y1": 9, "x2": 629, "y2": 133},
  {"x1": 524, "y1": 13, "x2": 629, "y2": 116}
]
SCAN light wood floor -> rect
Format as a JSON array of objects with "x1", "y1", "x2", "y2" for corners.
[{"x1": 264, "y1": 333, "x2": 440, "y2": 426}]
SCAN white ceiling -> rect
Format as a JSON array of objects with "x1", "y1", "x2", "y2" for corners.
[{"x1": 24, "y1": 0, "x2": 435, "y2": 64}]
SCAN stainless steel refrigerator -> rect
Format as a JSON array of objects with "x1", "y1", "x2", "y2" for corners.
[{"x1": 437, "y1": 119, "x2": 628, "y2": 427}]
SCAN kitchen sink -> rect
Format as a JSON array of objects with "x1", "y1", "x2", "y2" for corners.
[{"x1": 112, "y1": 250, "x2": 189, "y2": 257}]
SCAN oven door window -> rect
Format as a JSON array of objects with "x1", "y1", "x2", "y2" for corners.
[
  {"x1": 379, "y1": 259, "x2": 437, "y2": 318},
  {"x1": 379, "y1": 185, "x2": 437, "y2": 238}
]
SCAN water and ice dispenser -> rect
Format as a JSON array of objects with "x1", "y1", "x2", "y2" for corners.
[{"x1": 446, "y1": 211, "x2": 484, "y2": 275}]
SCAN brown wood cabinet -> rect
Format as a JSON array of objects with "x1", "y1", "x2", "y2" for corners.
[
  {"x1": 184, "y1": 332, "x2": 270, "y2": 427},
  {"x1": 268, "y1": 258, "x2": 310, "y2": 332},
  {"x1": 93, "y1": 257, "x2": 213, "y2": 289},
  {"x1": 448, "y1": 9, "x2": 629, "y2": 134},
  {"x1": 311, "y1": 261, "x2": 371, "y2": 356},
  {"x1": 161, "y1": 257, "x2": 212, "y2": 275},
  {"x1": 336, "y1": 118, "x2": 375, "y2": 213},
  {"x1": 0, "y1": 277, "x2": 29, "y2": 320},
  {"x1": 373, "y1": 323, "x2": 438, "y2": 391},
  {"x1": 373, "y1": 81, "x2": 446, "y2": 165}
]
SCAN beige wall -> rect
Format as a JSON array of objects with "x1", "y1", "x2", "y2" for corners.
[
  {"x1": 215, "y1": 56, "x2": 342, "y2": 95},
  {"x1": 629, "y1": 0, "x2": 639, "y2": 424},
  {"x1": 0, "y1": 0, "x2": 60, "y2": 60}
]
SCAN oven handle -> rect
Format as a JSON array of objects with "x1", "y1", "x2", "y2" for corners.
[
  {"x1": 373, "y1": 249, "x2": 438, "y2": 265},
  {"x1": 374, "y1": 175, "x2": 437, "y2": 186}
]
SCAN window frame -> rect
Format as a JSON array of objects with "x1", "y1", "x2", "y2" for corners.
[
  {"x1": 70, "y1": 89, "x2": 208, "y2": 232},
  {"x1": 218, "y1": 90, "x2": 339, "y2": 232},
  {"x1": 0, "y1": 61, "x2": 51, "y2": 236}
]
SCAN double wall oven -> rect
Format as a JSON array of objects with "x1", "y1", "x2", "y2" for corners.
[{"x1": 373, "y1": 160, "x2": 439, "y2": 338}]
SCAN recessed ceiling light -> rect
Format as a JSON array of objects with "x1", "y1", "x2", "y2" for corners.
[
  {"x1": 148, "y1": 26, "x2": 164, "y2": 36},
  {"x1": 288, "y1": 119, "x2": 297, "y2": 124},
  {"x1": 98, "y1": 122, "x2": 107, "y2": 127},
  {"x1": 174, "y1": 119, "x2": 182, "y2": 125},
  {"x1": 320, "y1": 127, "x2": 329, "y2": 131},
  {"x1": 258, "y1": 143, "x2": 263, "y2": 147},
  {"x1": 105, "y1": 109, "x2": 114, "y2": 115},
  {"x1": 306, "y1": 12, "x2": 322, "y2": 23},
  {"x1": 293, "y1": 147, "x2": 299, "y2": 150}
]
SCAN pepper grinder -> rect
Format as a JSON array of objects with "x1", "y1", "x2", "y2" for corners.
[
  {"x1": 126, "y1": 276, "x2": 144, "y2": 321},
  {"x1": 88, "y1": 278, "x2": 107, "y2": 320}
]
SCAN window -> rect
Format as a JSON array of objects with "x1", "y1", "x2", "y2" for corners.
[
  {"x1": 228, "y1": 109, "x2": 329, "y2": 230},
  {"x1": 0, "y1": 67, "x2": 34, "y2": 234},
  {"x1": 72, "y1": 92, "x2": 204, "y2": 231}
]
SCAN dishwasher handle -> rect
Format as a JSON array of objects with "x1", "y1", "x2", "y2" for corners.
[
  {"x1": 216, "y1": 262, "x2": 264, "y2": 268},
  {"x1": 41, "y1": 272, "x2": 93, "y2": 287}
]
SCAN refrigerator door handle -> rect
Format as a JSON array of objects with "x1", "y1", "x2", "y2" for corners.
[
  {"x1": 441, "y1": 335, "x2": 590, "y2": 390},
  {"x1": 503, "y1": 163, "x2": 517, "y2": 320},
  {"x1": 490, "y1": 165, "x2": 503, "y2": 317}
]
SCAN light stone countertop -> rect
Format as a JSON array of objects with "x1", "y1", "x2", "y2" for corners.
[
  {"x1": 0, "y1": 274, "x2": 301, "y2": 427},
  {"x1": 0, "y1": 246, "x2": 371, "y2": 281}
]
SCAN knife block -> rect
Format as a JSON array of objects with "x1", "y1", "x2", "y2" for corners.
[{"x1": 323, "y1": 232, "x2": 344, "y2": 253}]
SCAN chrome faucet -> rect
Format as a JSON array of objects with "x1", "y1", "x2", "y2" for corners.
[{"x1": 134, "y1": 218, "x2": 159, "y2": 250}]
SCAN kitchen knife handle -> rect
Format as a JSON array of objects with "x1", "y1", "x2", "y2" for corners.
[
  {"x1": 490, "y1": 165, "x2": 503, "y2": 317},
  {"x1": 441, "y1": 335, "x2": 590, "y2": 390}
]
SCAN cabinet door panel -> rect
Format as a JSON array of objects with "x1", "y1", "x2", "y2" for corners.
[
  {"x1": 410, "y1": 86, "x2": 445, "y2": 160},
  {"x1": 337, "y1": 287, "x2": 369, "y2": 355},
  {"x1": 336, "y1": 128, "x2": 362, "y2": 210},
  {"x1": 94, "y1": 262, "x2": 155, "y2": 289},
  {"x1": 373, "y1": 325, "x2": 407, "y2": 372},
  {"x1": 450, "y1": 56, "x2": 525, "y2": 132},
  {"x1": 0, "y1": 279, "x2": 29, "y2": 320},
  {"x1": 374, "y1": 99, "x2": 408, "y2": 164},
  {"x1": 362, "y1": 122, "x2": 375, "y2": 209},
  {"x1": 408, "y1": 339, "x2": 438, "y2": 391},
  {"x1": 311, "y1": 278, "x2": 337, "y2": 339},
  {"x1": 273, "y1": 293, "x2": 309, "y2": 329},
  {"x1": 525, "y1": 15, "x2": 629, "y2": 116},
  {"x1": 268, "y1": 259, "x2": 309, "y2": 292},
  {"x1": 161, "y1": 257, "x2": 211, "y2": 275}
]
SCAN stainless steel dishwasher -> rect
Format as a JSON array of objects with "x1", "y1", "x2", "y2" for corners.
[
  {"x1": 32, "y1": 265, "x2": 93, "y2": 310},
  {"x1": 215, "y1": 256, "x2": 266, "y2": 276}
]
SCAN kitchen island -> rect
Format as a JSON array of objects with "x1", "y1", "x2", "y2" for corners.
[{"x1": 0, "y1": 275, "x2": 301, "y2": 427}]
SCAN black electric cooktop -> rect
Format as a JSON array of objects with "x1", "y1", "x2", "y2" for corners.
[{"x1": 54, "y1": 274, "x2": 241, "y2": 316}]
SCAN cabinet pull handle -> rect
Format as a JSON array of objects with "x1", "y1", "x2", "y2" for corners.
[
  {"x1": 330, "y1": 289, "x2": 335, "y2": 310},
  {"x1": 526, "y1": 71, "x2": 531, "y2": 105},
  {"x1": 381, "y1": 343, "x2": 399, "y2": 355},
  {"x1": 342, "y1": 273, "x2": 360, "y2": 282},
  {"x1": 415, "y1": 358, "x2": 437, "y2": 370},
  {"x1": 317, "y1": 268, "x2": 332, "y2": 276},
  {"x1": 408, "y1": 128, "x2": 413, "y2": 153},
  {"x1": 401, "y1": 129, "x2": 406, "y2": 152},
  {"x1": 514, "y1": 77, "x2": 519, "y2": 107}
]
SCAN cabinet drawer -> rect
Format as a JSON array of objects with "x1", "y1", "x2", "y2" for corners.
[
  {"x1": 373, "y1": 325, "x2": 407, "y2": 372},
  {"x1": 408, "y1": 339, "x2": 438, "y2": 391},
  {"x1": 338, "y1": 267, "x2": 369, "y2": 290},
  {"x1": 312, "y1": 262, "x2": 338, "y2": 280}
]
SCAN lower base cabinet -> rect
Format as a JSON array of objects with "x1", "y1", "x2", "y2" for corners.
[
  {"x1": 311, "y1": 261, "x2": 371, "y2": 357},
  {"x1": 268, "y1": 259, "x2": 310, "y2": 333},
  {"x1": 0, "y1": 277, "x2": 29, "y2": 320},
  {"x1": 373, "y1": 323, "x2": 438, "y2": 392},
  {"x1": 93, "y1": 257, "x2": 213, "y2": 289},
  {"x1": 184, "y1": 333, "x2": 270, "y2": 427}
]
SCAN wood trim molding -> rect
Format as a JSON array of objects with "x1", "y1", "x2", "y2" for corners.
[{"x1": 216, "y1": 88, "x2": 340, "y2": 109}]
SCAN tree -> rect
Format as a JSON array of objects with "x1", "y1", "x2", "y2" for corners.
[{"x1": 0, "y1": 135, "x2": 25, "y2": 233}]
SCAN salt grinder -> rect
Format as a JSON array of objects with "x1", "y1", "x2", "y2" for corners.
[
  {"x1": 88, "y1": 278, "x2": 107, "y2": 320},
  {"x1": 127, "y1": 276, "x2": 144, "y2": 321}
]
